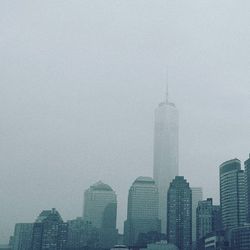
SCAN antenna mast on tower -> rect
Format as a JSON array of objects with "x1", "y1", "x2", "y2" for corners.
[{"x1": 166, "y1": 68, "x2": 169, "y2": 103}]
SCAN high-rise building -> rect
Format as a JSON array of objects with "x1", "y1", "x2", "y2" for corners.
[
  {"x1": 244, "y1": 155, "x2": 250, "y2": 223},
  {"x1": 153, "y1": 93, "x2": 179, "y2": 233},
  {"x1": 83, "y1": 181, "x2": 118, "y2": 248},
  {"x1": 31, "y1": 208, "x2": 68, "y2": 250},
  {"x1": 219, "y1": 159, "x2": 246, "y2": 229},
  {"x1": 191, "y1": 187, "x2": 203, "y2": 243},
  {"x1": 124, "y1": 177, "x2": 161, "y2": 246},
  {"x1": 196, "y1": 199, "x2": 223, "y2": 250},
  {"x1": 12, "y1": 223, "x2": 33, "y2": 250},
  {"x1": 196, "y1": 199, "x2": 213, "y2": 241},
  {"x1": 167, "y1": 176, "x2": 192, "y2": 250}
]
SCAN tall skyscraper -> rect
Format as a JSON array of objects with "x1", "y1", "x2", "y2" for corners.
[
  {"x1": 124, "y1": 177, "x2": 161, "y2": 246},
  {"x1": 153, "y1": 92, "x2": 179, "y2": 233},
  {"x1": 167, "y1": 176, "x2": 192, "y2": 250},
  {"x1": 83, "y1": 181, "x2": 118, "y2": 248},
  {"x1": 244, "y1": 155, "x2": 250, "y2": 223},
  {"x1": 219, "y1": 159, "x2": 246, "y2": 230},
  {"x1": 191, "y1": 187, "x2": 203, "y2": 243},
  {"x1": 31, "y1": 208, "x2": 68, "y2": 250}
]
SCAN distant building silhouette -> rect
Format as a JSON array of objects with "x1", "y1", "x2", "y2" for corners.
[
  {"x1": 244, "y1": 155, "x2": 250, "y2": 223},
  {"x1": 219, "y1": 159, "x2": 246, "y2": 229},
  {"x1": 12, "y1": 223, "x2": 33, "y2": 250},
  {"x1": 83, "y1": 181, "x2": 118, "y2": 249},
  {"x1": 167, "y1": 176, "x2": 192, "y2": 250},
  {"x1": 153, "y1": 93, "x2": 179, "y2": 233},
  {"x1": 124, "y1": 177, "x2": 161, "y2": 246},
  {"x1": 31, "y1": 208, "x2": 68, "y2": 250},
  {"x1": 191, "y1": 187, "x2": 203, "y2": 244}
]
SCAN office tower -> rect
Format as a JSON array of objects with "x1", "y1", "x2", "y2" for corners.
[
  {"x1": 12, "y1": 223, "x2": 33, "y2": 250},
  {"x1": 167, "y1": 176, "x2": 192, "y2": 250},
  {"x1": 83, "y1": 181, "x2": 118, "y2": 248},
  {"x1": 124, "y1": 177, "x2": 161, "y2": 246},
  {"x1": 196, "y1": 200, "x2": 223, "y2": 250},
  {"x1": 245, "y1": 155, "x2": 250, "y2": 223},
  {"x1": 219, "y1": 159, "x2": 246, "y2": 229},
  {"x1": 31, "y1": 208, "x2": 68, "y2": 250},
  {"x1": 153, "y1": 92, "x2": 179, "y2": 233},
  {"x1": 191, "y1": 187, "x2": 203, "y2": 243},
  {"x1": 229, "y1": 224, "x2": 250, "y2": 249},
  {"x1": 67, "y1": 218, "x2": 100, "y2": 250},
  {"x1": 196, "y1": 199, "x2": 213, "y2": 241}
]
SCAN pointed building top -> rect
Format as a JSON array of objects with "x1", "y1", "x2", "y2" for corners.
[{"x1": 165, "y1": 69, "x2": 169, "y2": 103}]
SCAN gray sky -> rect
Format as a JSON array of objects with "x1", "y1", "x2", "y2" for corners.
[{"x1": 0, "y1": 0, "x2": 250, "y2": 243}]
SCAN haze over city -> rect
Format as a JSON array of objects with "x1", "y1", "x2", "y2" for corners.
[{"x1": 0, "y1": 0, "x2": 250, "y2": 244}]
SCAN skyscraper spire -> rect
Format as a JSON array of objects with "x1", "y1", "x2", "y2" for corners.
[{"x1": 165, "y1": 69, "x2": 169, "y2": 103}]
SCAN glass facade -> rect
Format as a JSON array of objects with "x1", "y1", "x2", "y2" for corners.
[
  {"x1": 124, "y1": 177, "x2": 160, "y2": 246},
  {"x1": 167, "y1": 176, "x2": 192, "y2": 250},
  {"x1": 83, "y1": 181, "x2": 118, "y2": 248},
  {"x1": 219, "y1": 159, "x2": 246, "y2": 229}
]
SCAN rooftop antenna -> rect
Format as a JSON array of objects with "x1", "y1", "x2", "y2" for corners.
[{"x1": 165, "y1": 68, "x2": 169, "y2": 103}]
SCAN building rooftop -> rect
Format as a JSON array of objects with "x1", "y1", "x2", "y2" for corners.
[
  {"x1": 36, "y1": 208, "x2": 63, "y2": 223},
  {"x1": 133, "y1": 176, "x2": 155, "y2": 185},
  {"x1": 90, "y1": 181, "x2": 113, "y2": 191},
  {"x1": 219, "y1": 158, "x2": 241, "y2": 175}
]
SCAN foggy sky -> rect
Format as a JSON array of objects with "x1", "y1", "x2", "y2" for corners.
[{"x1": 0, "y1": 0, "x2": 250, "y2": 243}]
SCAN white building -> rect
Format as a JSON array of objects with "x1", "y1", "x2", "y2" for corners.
[{"x1": 153, "y1": 95, "x2": 179, "y2": 233}]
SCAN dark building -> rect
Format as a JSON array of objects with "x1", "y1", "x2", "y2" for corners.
[
  {"x1": 244, "y1": 155, "x2": 250, "y2": 223},
  {"x1": 31, "y1": 208, "x2": 68, "y2": 250},
  {"x1": 12, "y1": 223, "x2": 33, "y2": 250},
  {"x1": 167, "y1": 176, "x2": 192, "y2": 250},
  {"x1": 219, "y1": 159, "x2": 246, "y2": 230},
  {"x1": 229, "y1": 224, "x2": 250, "y2": 250}
]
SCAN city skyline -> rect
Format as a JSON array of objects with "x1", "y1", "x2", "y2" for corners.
[
  {"x1": 8, "y1": 155, "x2": 250, "y2": 249},
  {"x1": 1, "y1": 0, "x2": 250, "y2": 244}
]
